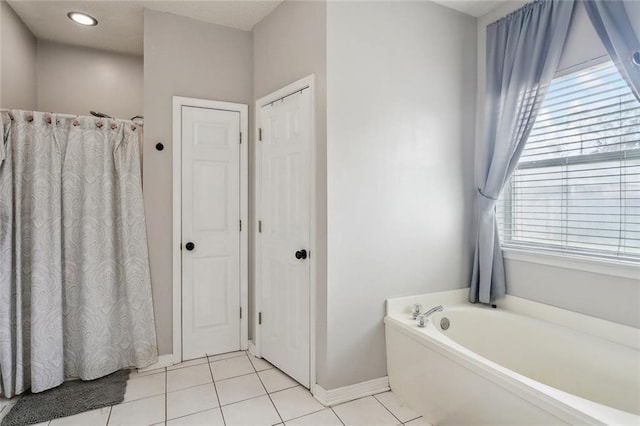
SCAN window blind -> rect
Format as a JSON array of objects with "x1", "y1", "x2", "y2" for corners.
[{"x1": 497, "y1": 61, "x2": 640, "y2": 260}]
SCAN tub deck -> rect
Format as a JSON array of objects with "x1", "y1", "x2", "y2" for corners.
[{"x1": 385, "y1": 289, "x2": 640, "y2": 425}]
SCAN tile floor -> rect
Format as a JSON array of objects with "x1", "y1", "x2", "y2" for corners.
[{"x1": 0, "y1": 351, "x2": 429, "y2": 426}]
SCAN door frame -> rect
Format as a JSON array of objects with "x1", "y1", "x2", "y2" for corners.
[
  {"x1": 254, "y1": 75, "x2": 316, "y2": 389},
  {"x1": 172, "y1": 96, "x2": 249, "y2": 363}
]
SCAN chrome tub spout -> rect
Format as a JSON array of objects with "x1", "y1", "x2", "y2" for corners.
[{"x1": 417, "y1": 305, "x2": 443, "y2": 328}]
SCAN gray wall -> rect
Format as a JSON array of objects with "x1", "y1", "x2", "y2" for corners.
[
  {"x1": 505, "y1": 259, "x2": 639, "y2": 328},
  {"x1": 1, "y1": 1, "x2": 141, "y2": 117},
  {"x1": 143, "y1": 10, "x2": 253, "y2": 355},
  {"x1": 477, "y1": 1, "x2": 640, "y2": 329},
  {"x1": 37, "y1": 40, "x2": 143, "y2": 118},
  {"x1": 325, "y1": 1, "x2": 477, "y2": 389},
  {"x1": 0, "y1": 0, "x2": 37, "y2": 110},
  {"x1": 251, "y1": 1, "x2": 327, "y2": 371},
  {"x1": 253, "y1": 1, "x2": 327, "y2": 98}
]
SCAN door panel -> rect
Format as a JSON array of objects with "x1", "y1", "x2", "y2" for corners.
[
  {"x1": 260, "y1": 90, "x2": 312, "y2": 387},
  {"x1": 193, "y1": 258, "x2": 229, "y2": 328},
  {"x1": 194, "y1": 161, "x2": 228, "y2": 230},
  {"x1": 182, "y1": 106, "x2": 241, "y2": 360}
]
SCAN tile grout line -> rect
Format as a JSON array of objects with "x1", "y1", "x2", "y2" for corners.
[
  {"x1": 212, "y1": 370, "x2": 257, "y2": 384},
  {"x1": 161, "y1": 352, "x2": 341, "y2": 425},
  {"x1": 250, "y1": 353, "x2": 329, "y2": 424},
  {"x1": 119, "y1": 391, "x2": 167, "y2": 405},
  {"x1": 373, "y1": 393, "x2": 424, "y2": 425},
  {"x1": 131, "y1": 368, "x2": 166, "y2": 378},
  {"x1": 165, "y1": 407, "x2": 222, "y2": 423},
  {"x1": 164, "y1": 367, "x2": 168, "y2": 425},
  {"x1": 281, "y1": 407, "x2": 326, "y2": 424},
  {"x1": 208, "y1": 352, "x2": 247, "y2": 364},
  {"x1": 0, "y1": 396, "x2": 20, "y2": 424},
  {"x1": 329, "y1": 406, "x2": 347, "y2": 426},
  {"x1": 105, "y1": 406, "x2": 113, "y2": 426},
  {"x1": 166, "y1": 359, "x2": 208, "y2": 372},
  {"x1": 125, "y1": 366, "x2": 167, "y2": 409},
  {"x1": 207, "y1": 353, "x2": 227, "y2": 426},
  {"x1": 250, "y1": 353, "x2": 284, "y2": 424},
  {"x1": 247, "y1": 354, "x2": 274, "y2": 373},
  {"x1": 217, "y1": 393, "x2": 277, "y2": 409},
  {"x1": 267, "y1": 383, "x2": 298, "y2": 394},
  {"x1": 372, "y1": 393, "x2": 406, "y2": 425},
  {"x1": 165, "y1": 361, "x2": 215, "y2": 395}
]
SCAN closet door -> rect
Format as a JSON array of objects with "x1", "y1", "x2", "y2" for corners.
[
  {"x1": 181, "y1": 106, "x2": 241, "y2": 360},
  {"x1": 259, "y1": 88, "x2": 312, "y2": 387}
]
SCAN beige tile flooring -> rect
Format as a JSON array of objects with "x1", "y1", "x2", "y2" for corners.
[{"x1": 0, "y1": 351, "x2": 429, "y2": 426}]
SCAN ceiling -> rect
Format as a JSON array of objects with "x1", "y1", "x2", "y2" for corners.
[
  {"x1": 7, "y1": 0, "x2": 284, "y2": 55},
  {"x1": 432, "y1": 0, "x2": 506, "y2": 18},
  {"x1": 7, "y1": 0, "x2": 506, "y2": 56}
]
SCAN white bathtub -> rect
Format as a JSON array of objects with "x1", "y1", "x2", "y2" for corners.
[{"x1": 385, "y1": 289, "x2": 640, "y2": 425}]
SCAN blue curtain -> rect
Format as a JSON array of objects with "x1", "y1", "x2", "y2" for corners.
[
  {"x1": 470, "y1": 0, "x2": 575, "y2": 304},
  {"x1": 584, "y1": 0, "x2": 640, "y2": 101}
]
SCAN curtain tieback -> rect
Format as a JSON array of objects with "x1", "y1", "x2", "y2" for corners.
[
  {"x1": 477, "y1": 188, "x2": 498, "y2": 217},
  {"x1": 477, "y1": 188, "x2": 497, "y2": 201}
]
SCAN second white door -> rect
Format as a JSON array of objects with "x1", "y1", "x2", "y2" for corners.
[
  {"x1": 259, "y1": 87, "x2": 312, "y2": 387},
  {"x1": 182, "y1": 105, "x2": 241, "y2": 361}
]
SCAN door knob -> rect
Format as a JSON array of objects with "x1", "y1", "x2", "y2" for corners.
[
  {"x1": 295, "y1": 249, "x2": 308, "y2": 260},
  {"x1": 185, "y1": 242, "x2": 195, "y2": 251}
]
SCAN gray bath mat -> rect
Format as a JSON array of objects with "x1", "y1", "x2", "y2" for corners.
[{"x1": 1, "y1": 370, "x2": 129, "y2": 426}]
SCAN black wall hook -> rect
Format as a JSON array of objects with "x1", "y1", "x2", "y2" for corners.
[{"x1": 156, "y1": 142, "x2": 164, "y2": 151}]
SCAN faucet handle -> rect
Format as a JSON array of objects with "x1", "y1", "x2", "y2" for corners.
[
  {"x1": 411, "y1": 304, "x2": 423, "y2": 319},
  {"x1": 417, "y1": 315, "x2": 427, "y2": 328}
]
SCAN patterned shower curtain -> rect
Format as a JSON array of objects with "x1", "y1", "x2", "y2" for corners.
[{"x1": 0, "y1": 110, "x2": 157, "y2": 398}]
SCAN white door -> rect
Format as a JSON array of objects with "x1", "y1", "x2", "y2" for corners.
[
  {"x1": 182, "y1": 106, "x2": 241, "y2": 360},
  {"x1": 259, "y1": 88, "x2": 312, "y2": 387}
]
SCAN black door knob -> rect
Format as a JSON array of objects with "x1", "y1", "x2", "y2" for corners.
[
  {"x1": 185, "y1": 242, "x2": 195, "y2": 251},
  {"x1": 295, "y1": 249, "x2": 308, "y2": 260}
]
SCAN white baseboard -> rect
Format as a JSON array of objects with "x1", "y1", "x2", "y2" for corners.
[
  {"x1": 248, "y1": 341, "x2": 259, "y2": 358},
  {"x1": 138, "y1": 354, "x2": 177, "y2": 372},
  {"x1": 313, "y1": 376, "x2": 390, "y2": 406}
]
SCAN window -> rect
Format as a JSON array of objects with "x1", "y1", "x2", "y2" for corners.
[{"x1": 497, "y1": 60, "x2": 640, "y2": 261}]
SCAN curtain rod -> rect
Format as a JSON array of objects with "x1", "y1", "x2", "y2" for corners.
[
  {"x1": 260, "y1": 85, "x2": 310, "y2": 108},
  {"x1": 0, "y1": 109, "x2": 142, "y2": 126}
]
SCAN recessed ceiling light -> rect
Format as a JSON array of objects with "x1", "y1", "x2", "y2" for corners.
[{"x1": 67, "y1": 12, "x2": 98, "y2": 26}]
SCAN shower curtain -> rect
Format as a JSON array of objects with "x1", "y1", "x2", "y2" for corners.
[{"x1": 0, "y1": 110, "x2": 157, "y2": 398}]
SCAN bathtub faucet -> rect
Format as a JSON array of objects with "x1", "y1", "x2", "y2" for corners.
[{"x1": 416, "y1": 305, "x2": 443, "y2": 328}]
